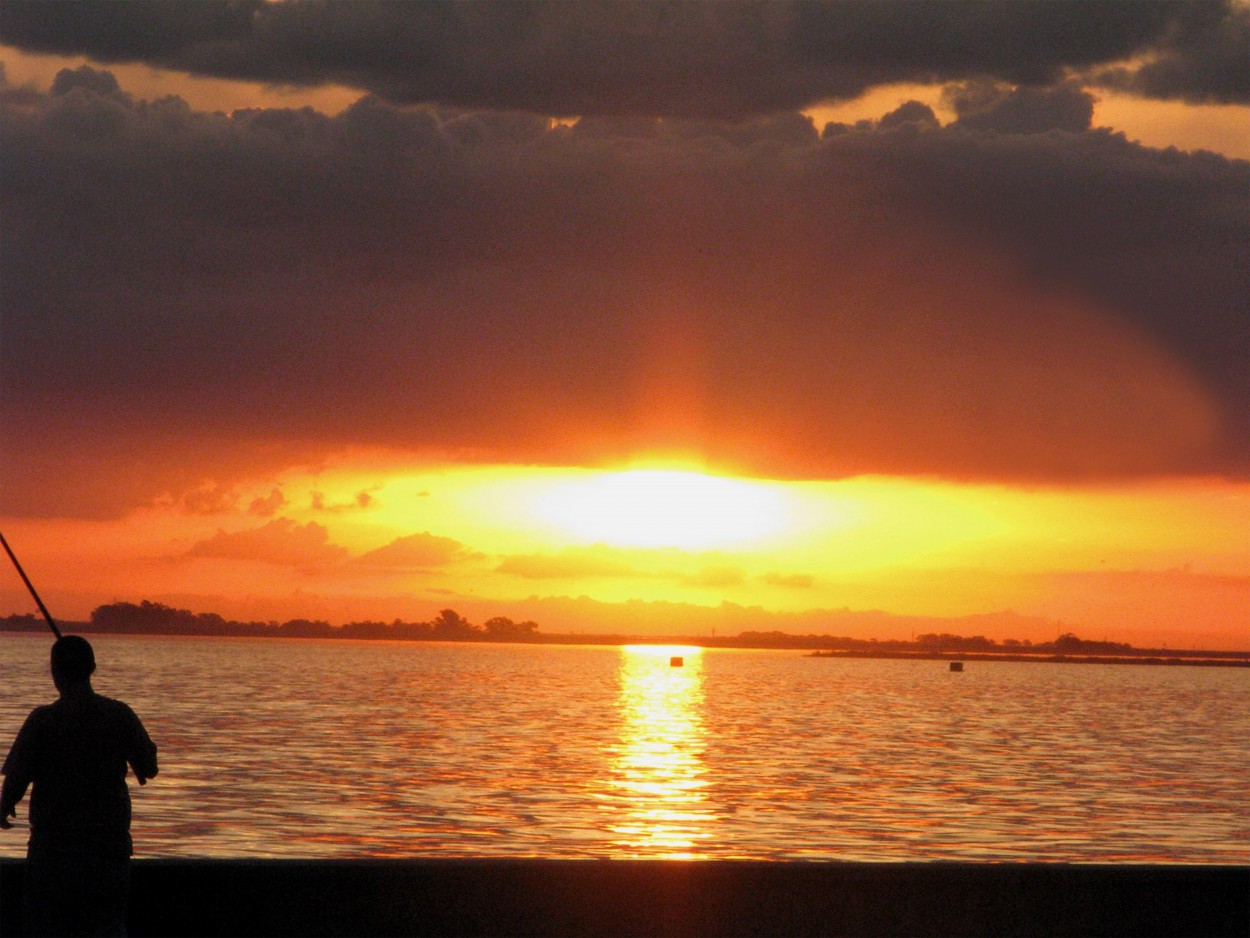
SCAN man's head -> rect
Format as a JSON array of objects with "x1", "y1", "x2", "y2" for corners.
[{"x1": 51, "y1": 635, "x2": 96, "y2": 690}]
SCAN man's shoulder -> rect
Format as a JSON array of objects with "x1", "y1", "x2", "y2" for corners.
[
  {"x1": 5, "y1": 703, "x2": 57, "y2": 757},
  {"x1": 22, "y1": 695, "x2": 130, "y2": 728},
  {"x1": 91, "y1": 694, "x2": 141, "y2": 719},
  {"x1": 23, "y1": 701, "x2": 60, "y2": 725}
]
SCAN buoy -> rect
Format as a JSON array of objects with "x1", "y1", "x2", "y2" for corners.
[
  {"x1": 670, "y1": 656, "x2": 684, "y2": 667},
  {"x1": 949, "y1": 661, "x2": 964, "y2": 672}
]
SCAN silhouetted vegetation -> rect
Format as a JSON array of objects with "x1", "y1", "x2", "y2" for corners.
[
  {"x1": 913, "y1": 630, "x2": 1132, "y2": 656},
  {"x1": 0, "y1": 604, "x2": 1244, "y2": 664},
  {"x1": 726, "y1": 630, "x2": 1143, "y2": 656},
  {"x1": 0, "y1": 602, "x2": 542, "y2": 644}
]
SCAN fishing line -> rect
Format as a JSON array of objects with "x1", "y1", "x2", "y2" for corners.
[{"x1": 0, "y1": 530, "x2": 63, "y2": 639}]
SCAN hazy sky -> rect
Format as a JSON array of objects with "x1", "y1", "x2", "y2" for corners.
[{"x1": 1, "y1": 1, "x2": 1247, "y2": 647}]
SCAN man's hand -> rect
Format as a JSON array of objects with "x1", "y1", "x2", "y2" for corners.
[{"x1": 0, "y1": 803, "x2": 15, "y2": 830}]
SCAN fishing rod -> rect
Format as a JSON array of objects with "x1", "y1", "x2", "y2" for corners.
[{"x1": 0, "y1": 530, "x2": 62, "y2": 638}]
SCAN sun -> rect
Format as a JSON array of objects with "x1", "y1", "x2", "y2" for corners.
[{"x1": 530, "y1": 469, "x2": 788, "y2": 550}]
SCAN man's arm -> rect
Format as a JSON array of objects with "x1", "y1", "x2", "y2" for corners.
[
  {"x1": 0, "y1": 772, "x2": 29, "y2": 829},
  {"x1": 126, "y1": 709, "x2": 158, "y2": 785},
  {"x1": 1, "y1": 715, "x2": 35, "y2": 829}
]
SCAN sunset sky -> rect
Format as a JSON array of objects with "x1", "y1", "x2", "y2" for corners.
[{"x1": 1, "y1": 1, "x2": 1247, "y2": 649}]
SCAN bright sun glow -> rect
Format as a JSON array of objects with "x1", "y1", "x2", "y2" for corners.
[{"x1": 531, "y1": 469, "x2": 788, "y2": 550}]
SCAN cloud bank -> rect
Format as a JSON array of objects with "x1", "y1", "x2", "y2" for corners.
[
  {"x1": 1, "y1": 4, "x2": 1246, "y2": 518},
  {"x1": 2, "y1": 1, "x2": 1245, "y2": 114}
]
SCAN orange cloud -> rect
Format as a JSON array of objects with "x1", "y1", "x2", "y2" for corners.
[
  {"x1": 180, "y1": 481, "x2": 241, "y2": 516},
  {"x1": 496, "y1": 550, "x2": 646, "y2": 581},
  {"x1": 761, "y1": 572, "x2": 816, "y2": 589},
  {"x1": 185, "y1": 519, "x2": 348, "y2": 571},
  {"x1": 353, "y1": 532, "x2": 477, "y2": 570},
  {"x1": 681, "y1": 566, "x2": 748, "y2": 589},
  {"x1": 309, "y1": 489, "x2": 377, "y2": 513},
  {"x1": 247, "y1": 487, "x2": 287, "y2": 517}
]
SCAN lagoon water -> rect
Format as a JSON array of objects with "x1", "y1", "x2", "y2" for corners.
[{"x1": 1, "y1": 634, "x2": 1246, "y2": 862}]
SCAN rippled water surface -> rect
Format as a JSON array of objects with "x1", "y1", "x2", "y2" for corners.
[{"x1": 1, "y1": 635, "x2": 1246, "y2": 861}]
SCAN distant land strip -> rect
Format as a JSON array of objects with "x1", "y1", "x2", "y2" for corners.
[
  {"x1": 1, "y1": 601, "x2": 1246, "y2": 666},
  {"x1": 804, "y1": 649, "x2": 1249, "y2": 668}
]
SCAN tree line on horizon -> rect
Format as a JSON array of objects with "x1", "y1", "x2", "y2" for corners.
[
  {"x1": 0, "y1": 600, "x2": 539, "y2": 642},
  {"x1": 0, "y1": 599, "x2": 1215, "y2": 658},
  {"x1": 731, "y1": 628, "x2": 1137, "y2": 655}
]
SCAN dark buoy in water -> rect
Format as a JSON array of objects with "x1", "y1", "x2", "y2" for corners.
[
  {"x1": 670, "y1": 656, "x2": 684, "y2": 667},
  {"x1": 950, "y1": 661, "x2": 964, "y2": 672}
]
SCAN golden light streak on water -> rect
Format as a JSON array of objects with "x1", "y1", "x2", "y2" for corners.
[{"x1": 607, "y1": 646, "x2": 713, "y2": 858}]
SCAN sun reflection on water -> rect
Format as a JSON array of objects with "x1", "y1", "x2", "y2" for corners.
[{"x1": 605, "y1": 645, "x2": 713, "y2": 858}]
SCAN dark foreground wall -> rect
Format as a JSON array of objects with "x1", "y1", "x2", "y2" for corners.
[{"x1": 1, "y1": 859, "x2": 1247, "y2": 937}]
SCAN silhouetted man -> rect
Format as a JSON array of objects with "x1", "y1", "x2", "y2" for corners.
[{"x1": 1, "y1": 635, "x2": 158, "y2": 936}]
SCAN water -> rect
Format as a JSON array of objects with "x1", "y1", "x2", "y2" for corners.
[{"x1": 1, "y1": 634, "x2": 1246, "y2": 862}]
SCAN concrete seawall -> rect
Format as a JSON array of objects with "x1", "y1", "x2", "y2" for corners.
[{"x1": 2, "y1": 859, "x2": 1247, "y2": 936}]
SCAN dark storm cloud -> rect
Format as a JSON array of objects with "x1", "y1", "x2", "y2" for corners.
[
  {"x1": 1096, "y1": 1, "x2": 1250, "y2": 104},
  {"x1": 0, "y1": 1, "x2": 259, "y2": 61},
  {"x1": 878, "y1": 101, "x2": 939, "y2": 131},
  {"x1": 0, "y1": 68, "x2": 1246, "y2": 518},
  {"x1": 50, "y1": 62, "x2": 123, "y2": 97},
  {"x1": 947, "y1": 81, "x2": 1096, "y2": 134},
  {"x1": 1, "y1": 1, "x2": 1244, "y2": 116}
]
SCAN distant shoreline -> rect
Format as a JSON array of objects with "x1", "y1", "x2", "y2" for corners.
[
  {"x1": 3, "y1": 618, "x2": 1246, "y2": 667},
  {"x1": 803, "y1": 648, "x2": 1250, "y2": 668}
]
